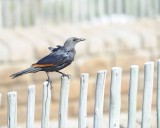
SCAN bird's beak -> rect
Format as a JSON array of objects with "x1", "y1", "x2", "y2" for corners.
[{"x1": 78, "y1": 38, "x2": 86, "y2": 42}]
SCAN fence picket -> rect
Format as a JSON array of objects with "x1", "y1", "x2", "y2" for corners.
[
  {"x1": 13, "y1": 0, "x2": 21, "y2": 26},
  {"x1": 108, "y1": 0, "x2": 114, "y2": 15},
  {"x1": 88, "y1": 0, "x2": 96, "y2": 20},
  {"x1": 141, "y1": 62, "x2": 154, "y2": 128},
  {"x1": 98, "y1": 0, "x2": 105, "y2": 17},
  {"x1": 0, "y1": 2, "x2": 2, "y2": 27},
  {"x1": 80, "y1": 0, "x2": 87, "y2": 21},
  {"x1": 58, "y1": 76, "x2": 70, "y2": 128},
  {"x1": 127, "y1": 65, "x2": 139, "y2": 128},
  {"x1": 109, "y1": 67, "x2": 122, "y2": 128},
  {"x1": 0, "y1": 61, "x2": 158, "y2": 127},
  {"x1": 0, "y1": 0, "x2": 160, "y2": 27},
  {"x1": 78, "y1": 73, "x2": 89, "y2": 128},
  {"x1": 2, "y1": 0, "x2": 12, "y2": 27},
  {"x1": 62, "y1": 0, "x2": 70, "y2": 22},
  {"x1": 154, "y1": 0, "x2": 160, "y2": 16},
  {"x1": 157, "y1": 60, "x2": 160, "y2": 128},
  {"x1": 22, "y1": 0, "x2": 30, "y2": 26},
  {"x1": 26, "y1": 85, "x2": 36, "y2": 128},
  {"x1": 0, "y1": 93, "x2": 2, "y2": 106},
  {"x1": 93, "y1": 70, "x2": 107, "y2": 128},
  {"x1": 139, "y1": 0, "x2": 147, "y2": 16},
  {"x1": 41, "y1": 81, "x2": 51, "y2": 128},
  {"x1": 125, "y1": 0, "x2": 139, "y2": 16},
  {"x1": 54, "y1": 0, "x2": 62, "y2": 23},
  {"x1": 116, "y1": 0, "x2": 123, "y2": 14},
  {"x1": 7, "y1": 91, "x2": 17, "y2": 128},
  {"x1": 71, "y1": 0, "x2": 79, "y2": 22},
  {"x1": 30, "y1": 0, "x2": 38, "y2": 25}
]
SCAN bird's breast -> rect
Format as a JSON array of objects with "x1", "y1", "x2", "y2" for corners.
[{"x1": 67, "y1": 50, "x2": 75, "y2": 59}]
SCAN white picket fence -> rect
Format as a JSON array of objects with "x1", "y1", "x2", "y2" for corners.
[
  {"x1": 0, "y1": 0, "x2": 160, "y2": 27},
  {"x1": 0, "y1": 60, "x2": 159, "y2": 128}
]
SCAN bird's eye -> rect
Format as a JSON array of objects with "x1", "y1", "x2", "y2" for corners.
[{"x1": 73, "y1": 38, "x2": 77, "y2": 41}]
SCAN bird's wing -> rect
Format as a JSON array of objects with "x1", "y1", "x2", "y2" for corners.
[
  {"x1": 48, "y1": 45, "x2": 62, "y2": 52},
  {"x1": 48, "y1": 47, "x2": 54, "y2": 51},
  {"x1": 31, "y1": 50, "x2": 70, "y2": 68}
]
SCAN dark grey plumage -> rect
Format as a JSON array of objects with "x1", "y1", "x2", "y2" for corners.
[{"x1": 10, "y1": 37, "x2": 85, "y2": 80}]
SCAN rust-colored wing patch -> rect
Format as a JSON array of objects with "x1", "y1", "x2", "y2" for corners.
[{"x1": 32, "y1": 63, "x2": 54, "y2": 68}]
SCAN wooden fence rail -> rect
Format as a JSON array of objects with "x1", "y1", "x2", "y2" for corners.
[
  {"x1": 0, "y1": 0, "x2": 160, "y2": 28},
  {"x1": 0, "y1": 60, "x2": 159, "y2": 127}
]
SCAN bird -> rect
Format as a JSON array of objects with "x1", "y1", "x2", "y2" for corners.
[{"x1": 10, "y1": 37, "x2": 85, "y2": 82}]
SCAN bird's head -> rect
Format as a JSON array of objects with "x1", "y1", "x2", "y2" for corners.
[{"x1": 63, "y1": 37, "x2": 85, "y2": 50}]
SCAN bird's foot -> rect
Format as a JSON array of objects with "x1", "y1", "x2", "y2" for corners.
[
  {"x1": 62, "y1": 74, "x2": 71, "y2": 79},
  {"x1": 46, "y1": 79, "x2": 52, "y2": 84},
  {"x1": 56, "y1": 71, "x2": 71, "y2": 78},
  {"x1": 46, "y1": 79, "x2": 53, "y2": 89}
]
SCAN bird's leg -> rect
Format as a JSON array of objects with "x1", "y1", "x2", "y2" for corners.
[
  {"x1": 46, "y1": 72, "x2": 51, "y2": 82},
  {"x1": 56, "y1": 71, "x2": 71, "y2": 78},
  {"x1": 46, "y1": 72, "x2": 52, "y2": 89}
]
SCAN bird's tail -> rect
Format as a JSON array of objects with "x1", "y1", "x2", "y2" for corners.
[{"x1": 10, "y1": 67, "x2": 41, "y2": 79}]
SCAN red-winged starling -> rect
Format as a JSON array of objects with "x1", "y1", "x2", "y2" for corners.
[{"x1": 10, "y1": 37, "x2": 85, "y2": 82}]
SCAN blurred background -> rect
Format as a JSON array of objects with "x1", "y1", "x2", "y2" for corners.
[{"x1": 0, "y1": 0, "x2": 159, "y2": 127}]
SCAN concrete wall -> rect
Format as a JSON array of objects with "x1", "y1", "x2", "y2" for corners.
[{"x1": 0, "y1": 19, "x2": 159, "y2": 125}]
